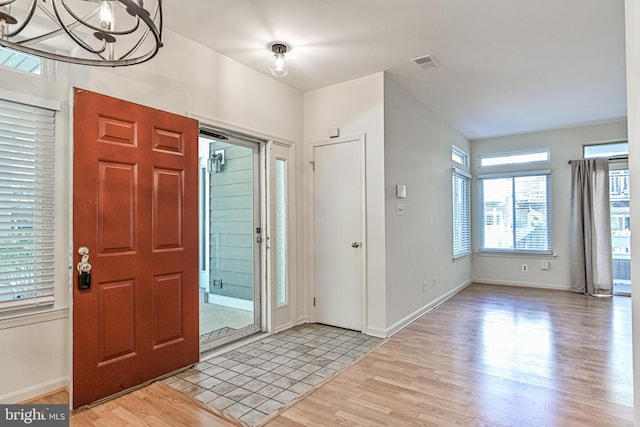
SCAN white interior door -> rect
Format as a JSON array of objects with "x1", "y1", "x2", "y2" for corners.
[{"x1": 314, "y1": 137, "x2": 365, "y2": 331}]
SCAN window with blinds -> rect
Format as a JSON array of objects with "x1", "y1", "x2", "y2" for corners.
[
  {"x1": 452, "y1": 168, "x2": 471, "y2": 258},
  {"x1": 0, "y1": 98, "x2": 55, "y2": 313},
  {"x1": 479, "y1": 171, "x2": 551, "y2": 254}
]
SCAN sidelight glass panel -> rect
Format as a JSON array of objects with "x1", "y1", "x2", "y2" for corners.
[{"x1": 276, "y1": 159, "x2": 287, "y2": 305}]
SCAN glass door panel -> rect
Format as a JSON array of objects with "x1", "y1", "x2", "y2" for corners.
[
  {"x1": 610, "y1": 167, "x2": 630, "y2": 295},
  {"x1": 198, "y1": 133, "x2": 262, "y2": 351}
]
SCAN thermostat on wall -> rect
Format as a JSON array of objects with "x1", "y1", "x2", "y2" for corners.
[{"x1": 396, "y1": 184, "x2": 407, "y2": 198}]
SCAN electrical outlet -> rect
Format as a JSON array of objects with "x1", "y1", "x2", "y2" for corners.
[
  {"x1": 432, "y1": 276, "x2": 437, "y2": 286},
  {"x1": 521, "y1": 264, "x2": 528, "y2": 272}
]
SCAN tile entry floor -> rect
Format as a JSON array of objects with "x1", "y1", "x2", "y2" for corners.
[{"x1": 163, "y1": 324, "x2": 384, "y2": 425}]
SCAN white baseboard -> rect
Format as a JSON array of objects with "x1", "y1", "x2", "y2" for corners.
[
  {"x1": 473, "y1": 279, "x2": 571, "y2": 291},
  {"x1": 386, "y1": 280, "x2": 472, "y2": 337},
  {"x1": 364, "y1": 326, "x2": 387, "y2": 338},
  {"x1": 296, "y1": 315, "x2": 311, "y2": 325},
  {"x1": 0, "y1": 377, "x2": 69, "y2": 404},
  {"x1": 274, "y1": 322, "x2": 295, "y2": 334}
]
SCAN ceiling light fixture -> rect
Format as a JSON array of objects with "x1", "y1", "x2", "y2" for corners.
[
  {"x1": 268, "y1": 42, "x2": 289, "y2": 77},
  {"x1": 0, "y1": 0, "x2": 162, "y2": 67}
]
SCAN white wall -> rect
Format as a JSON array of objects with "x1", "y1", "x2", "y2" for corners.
[
  {"x1": 302, "y1": 73, "x2": 387, "y2": 336},
  {"x1": 71, "y1": 31, "x2": 302, "y2": 143},
  {"x1": 383, "y1": 75, "x2": 472, "y2": 332},
  {"x1": 0, "y1": 29, "x2": 303, "y2": 403},
  {"x1": 624, "y1": 0, "x2": 640, "y2": 421},
  {"x1": 471, "y1": 120, "x2": 628, "y2": 290}
]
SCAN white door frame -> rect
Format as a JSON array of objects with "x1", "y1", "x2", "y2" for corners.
[
  {"x1": 266, "y1": 140, "x2": 297, "y2": 333},
  {"x1": 310, "y1": 134, "x2": 367, "y2": 331},
  {"x1": 189, "y1": 112, "x2": 298, "y2": 345}
]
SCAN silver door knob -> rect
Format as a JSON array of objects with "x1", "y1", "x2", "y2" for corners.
[{"x1": 351, "y1": 242, "x2": 361, "y2": 248}]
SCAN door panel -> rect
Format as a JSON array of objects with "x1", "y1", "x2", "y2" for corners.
[
  {"x1": 153, "y1": 168, "x2": 184, "y2": 249},
  {"x1": 97, "y1": 162, "x2": 135, "y2": 253},
  {"x1": 73, "y1": 89, "x2": 199, "y2": 408},
  {"x1": 97, "y1": 280, "x2": 135, "y2": 365},
  {"x1": 152, "y1": 273, "x2": 185, "y2": 348},
  {"x1": 314, "y1": 137, "x2": 364, "y2": 331}
]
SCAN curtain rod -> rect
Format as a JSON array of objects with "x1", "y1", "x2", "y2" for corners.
[{"x1": 568, "y1": 156, "x2": 628, "y2": 165}]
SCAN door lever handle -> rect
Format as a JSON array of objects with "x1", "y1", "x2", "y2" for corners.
[
  {"x1": 351, "y1": 241, "x2": 361, "y2": 248},
  {"x1": 77, "y1": 246, "x2": 92, "y2": 290}
]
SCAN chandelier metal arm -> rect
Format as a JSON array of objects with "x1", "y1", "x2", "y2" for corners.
[
  {"x1": 60, "y1": 0, "x2": 140, "y2": 37},
  {"x1": 121, "y1": 0, "x2": 162, "y2": 43},
  {"x1": 117, "y1": 1, "x2": 162, "y2": 60},
  {"x1": 118, "y1": 24, "x2": 148, "y2": 60},
  {"x1": 18, "y1": 9, "x2": 99, "y2": 46},
  {"x1": 3, "y1": 0, "x2": 37, "y2": 38},
  {"x1": 52, "y1": 0, "x2": 106, "y2": 55}
]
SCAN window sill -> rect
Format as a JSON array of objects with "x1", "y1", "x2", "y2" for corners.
[
  {"x1": 0, "y1": 307, "x2": 69, "y2": 331},
  {"x1": 476, "y1": 251, "x2": 557, "y2": 260}
]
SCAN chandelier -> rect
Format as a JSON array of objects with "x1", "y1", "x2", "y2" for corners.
[{"x1": 0, "y1": 0, "x2": 162, "y2": 66}]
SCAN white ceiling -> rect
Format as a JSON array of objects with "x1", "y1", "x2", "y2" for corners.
[{"x1": 163, "y1": 0, "x2": 627, "y2": 140}]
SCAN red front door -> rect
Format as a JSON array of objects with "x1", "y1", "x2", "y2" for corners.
[{"x1": 72, "y1": 89, "x2": 199, "y2": 408}]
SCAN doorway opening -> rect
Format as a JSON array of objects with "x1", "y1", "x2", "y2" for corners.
[
  {"x1": 584, "y1": 141, "x2": 630, "y2": 296},
  {"x1": 610, "y1": 166, "x2": 630, "y2": 296},
  {"x1": 198, "y1": 128, "x2": 264, "y2": 352}
]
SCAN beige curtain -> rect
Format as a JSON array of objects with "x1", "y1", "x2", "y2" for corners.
[{"x1": 569, "y1": 159, "x2": 613, "y2": 296}]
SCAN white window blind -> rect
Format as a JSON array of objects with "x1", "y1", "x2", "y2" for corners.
[
  {"x1": 452, "y1": 168, "x2": 471, "y2": 258},
  {"x1": 479, "y1": 172, "x2": 551, "y2": 254},
  {"x1": 0, "y1": 98, "x2": 55, "y2": 313}
]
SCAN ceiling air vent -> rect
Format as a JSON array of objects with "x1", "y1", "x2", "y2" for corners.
[{"x1": 411, "y1": 54, "x2": 439, "y2": 70}]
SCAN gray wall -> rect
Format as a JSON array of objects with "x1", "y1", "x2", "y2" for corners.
[{"x1": 209, "y1": 141, "x2": 255, "y2": 300}]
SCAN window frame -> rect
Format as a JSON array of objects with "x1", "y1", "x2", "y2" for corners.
[
  {"x1": 0, "y1": 46, "x2": 52, "y2": 78},
  {"x1": 0, "y1": 97, "x2": 56, "y2": 314},
  {"x1": 452, "y1": 145, "x2": 468, "y2": 167},
  {"x1": 452, "y1": 167, "x2": 472, "y2": 259},
  {"x1": 478, "y1": 148, "x2": 550, "y2": 168},
  {"x1": 583, "y1": 140, "x2": 628, "y2": 160},
  {"x1": 478, "y1": 169, "x2": 552, "y2": 255}
]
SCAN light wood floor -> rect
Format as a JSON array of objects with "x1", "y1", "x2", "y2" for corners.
[
  {"x1": 71, "y1": 382, "x2": 244, "y2": 426},
  {"x1": 30, "y1": 383, "x2": 243, "y2": 426},
  {"x1": 31, "y1": 284, "x2": 633, "y2": 426},
  {"x1": 266, "y1": 284, "x2": 633, "y2": 426}
]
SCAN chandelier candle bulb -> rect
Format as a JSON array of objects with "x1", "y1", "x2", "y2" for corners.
[{"x1": 100, "y1": 1, "x2": 114, "y2": 29}]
